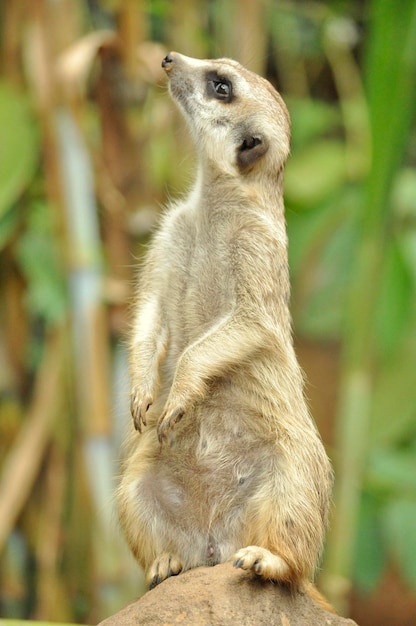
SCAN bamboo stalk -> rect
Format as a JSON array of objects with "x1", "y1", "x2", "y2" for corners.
[
  {"x1": 0, "y1": 328, "x2": 66, "y2": 552},
  {"x1": 118, "y1": 0, "x2": 147, "y2": 80},
  {"x1": 323, "y1": 18, "x2": 371, "y2": 181},
  {"x1": 234, "y1": 0, "x2": 267, "y2": 74},
  {"x1": 34, "y1": 442, "x2": 72, "y2": 622},
  {"x1": 1, "y1": 0, "x2": 25, "y2": 85},
  {"x1": 171, "y1": 0, "x2": 206, "y2": 58},
  {"x1": 269, "y1": 2, "x2": 310, "y2": 98}
]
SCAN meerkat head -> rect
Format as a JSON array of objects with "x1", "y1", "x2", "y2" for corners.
[{"x1": 161, "y1": 52, "x2": 291, "y2": 180}]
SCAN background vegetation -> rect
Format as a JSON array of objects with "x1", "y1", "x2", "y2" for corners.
[{"x1": 0, "y1": 1, "x2": 415, "y2": 624}]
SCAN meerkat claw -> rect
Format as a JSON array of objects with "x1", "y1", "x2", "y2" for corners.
[
  {"x1": 157, "y1": 407, "x2": 184, "y2": 442},
  {"x1": 147, "y1": 554, "x2": 183, "y2": 589},
  {"x1": 149, "y1": 574, "x2": 160, "y2": 590},
  {"x1": 130, "y1": 390, "x2": 153, "y2": 432}
]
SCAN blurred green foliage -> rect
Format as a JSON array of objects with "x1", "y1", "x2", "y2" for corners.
[
  {"x1": 0, "y1": 83, "x2": 39, "y2": 248},
  {"x1": 16, "y1": 201, "x2": 68, "y2": 326}
]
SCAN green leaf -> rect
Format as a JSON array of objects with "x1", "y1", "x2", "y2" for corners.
[
  {"x1": 288, "y1": 186, "x2": 359, "y2": 340},
  {"x1": 296, "y1": 219, "x2": 353, "y2": 338},
  {"x1": 287, "y1": 98, "x2": 341, "y2": 149},
  {"x1": 15, "y1": 201, "x2": 67, "y2": 324},
  {"x1": 374, "y1": 240, "x2": 413, "y2": 357},
  {"x1": 363, "y1": 0, "x2": 416, "y2": 227},
  {"x1": 353, "y1": 492, "x2": 386, "y2": 591},
  {"x1": 367, "y1": 448, "x2": 416, "y2": 496},
  {"x1": 0, "y1": 205, "x2": 21, "y2": 251},
  {"x1": 392, "y1": 167, "x2": 416, "y2": 220},
  {"x1": 382, "y1": 498, "x2": 416, "y2": 587},
  {"x1": 0, "y1": 81, "x2": 39, "y2": 220},
  {"x1": 392, "y1": 167, "x2": 416, "y2": 287},
  {"x1": 370, "y1": 330, "x2": 416, "y2": 445},
  {"x1": 285, "y1": 140, "x2": 346, "y2": 208}
]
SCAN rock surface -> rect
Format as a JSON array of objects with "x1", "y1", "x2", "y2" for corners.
[{"x1": 98, "y1": 562, "x2": 359, "y2": 626}]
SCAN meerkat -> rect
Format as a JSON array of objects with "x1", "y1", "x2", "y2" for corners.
[{"x1": 117, "y1": 52, "x2": 333, "y2": 598}]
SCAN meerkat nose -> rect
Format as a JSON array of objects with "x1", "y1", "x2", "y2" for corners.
[{"x1": 162, "y1": 52, "x2": 176, "y2": 71}]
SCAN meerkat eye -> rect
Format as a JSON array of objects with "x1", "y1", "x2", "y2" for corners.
[
  {"x1": 214, "y1": 81, "x2": 230, "y2": 96},
  {"x1": 206, "y1": 72, "x2": 233, "y2": 102}
]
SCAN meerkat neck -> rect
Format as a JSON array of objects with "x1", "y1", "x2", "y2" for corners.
[{"x1": 192, "y1": 160, "x2": 286, "y2": 220}]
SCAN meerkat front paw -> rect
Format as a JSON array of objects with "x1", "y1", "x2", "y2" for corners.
[
  {"x1": 157, "y1": 375, "x2": 207, "y2": 442},
  {"x1": 233, "y1": 546, "x2": 290, "y2": 581},
  {"x1": 130, "y1": 385, "x2": 154, "y2": 432},
  {"x1": 147, "y1": 553, "x2": 183, "y2": 589},
  {"x1": 157, "y1": 404, "x2": 185, "y2": 443}
]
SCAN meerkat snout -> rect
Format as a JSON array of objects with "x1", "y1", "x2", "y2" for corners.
[{"x1": 161, "y1": 51, "x2": 175, "y2": 70}]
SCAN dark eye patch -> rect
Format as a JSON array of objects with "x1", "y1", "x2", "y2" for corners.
[{"x1": 206, "y1": 71, "x2": 233, "y2": 103}]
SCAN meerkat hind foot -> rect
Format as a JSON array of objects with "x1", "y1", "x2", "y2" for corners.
[
  {"x1": 233, "y1": 546, "x2": 290, "y2": 581},
  {"x1": 147, "y1": 553, "x2": 183, "y2": 589}
]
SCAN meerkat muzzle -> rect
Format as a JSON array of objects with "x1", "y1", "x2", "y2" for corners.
[{"x1": 162, "y1": 51, "x2": 176, "y2": 72}]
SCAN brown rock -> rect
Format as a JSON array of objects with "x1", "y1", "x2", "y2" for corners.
[{"x1": 98, "y1": 563, "x2": 359, "y2": 626}]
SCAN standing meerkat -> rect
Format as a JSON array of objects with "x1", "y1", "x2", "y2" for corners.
[{"x1": 117, "y1": 52, "x2": 333, "y2": 596}]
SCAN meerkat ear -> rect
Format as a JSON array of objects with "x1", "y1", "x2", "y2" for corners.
[{"x1": 237, "y1": 135, "x2": 269, "y2": 170}]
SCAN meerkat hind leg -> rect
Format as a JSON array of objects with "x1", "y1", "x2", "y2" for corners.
[
  {"x1": 233, "y1": 546, "x2": 291, "y2": 581},
  {"x1": 147, "y1": 552, "x2": 183, "y2": 589}
]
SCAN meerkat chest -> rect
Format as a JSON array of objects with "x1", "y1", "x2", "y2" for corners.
[
  {"x1": 189, "y1": 231, "x2": 233, "y2": 309},
  {"x1": 162, "y1": 208, "x2": 236, "y2": 334}
]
